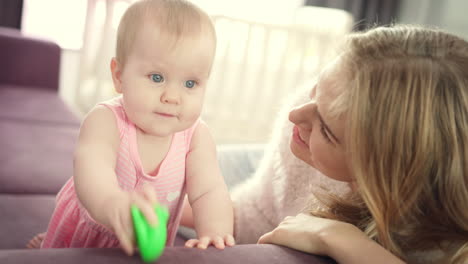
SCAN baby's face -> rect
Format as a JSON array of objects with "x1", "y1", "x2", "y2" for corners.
[{"x1": 115, "y1": 24, "x2": 215, "y2": 137}]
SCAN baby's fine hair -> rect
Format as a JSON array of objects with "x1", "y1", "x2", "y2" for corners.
[
  {"x1": 316, "y1": 25, "x2": 468, "y2": 263},
  {"x1": 115, "y1": 0, "x2": 215, "y2": 66}
]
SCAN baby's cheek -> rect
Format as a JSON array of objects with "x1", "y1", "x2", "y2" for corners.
[
  {"x1": 188, "y1": 110, "x2": 201, "y2": 122},
  {"x1": 178, "y1": 113, "x2": 200, "y2": 131},
  {"x1": 186, "y1": 104, "x2": 203, "y2": 121}
]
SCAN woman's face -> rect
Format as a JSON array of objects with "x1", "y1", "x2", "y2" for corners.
[{"x1": 289, "y1": 58, "x2": 352, "y2": 182}]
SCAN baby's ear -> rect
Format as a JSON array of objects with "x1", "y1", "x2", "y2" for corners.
[{"x1": 111, "y1": 58, "x2": 123, "y2": 93}]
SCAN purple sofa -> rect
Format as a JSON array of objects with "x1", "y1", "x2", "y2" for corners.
[{"x1": 0, "y1": 27, "x2": 334, "y2": 264}]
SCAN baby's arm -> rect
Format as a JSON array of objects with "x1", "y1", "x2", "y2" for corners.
[
  {"x1": 73, "y1": 106, "x2": 121, "y2": 226},
  {"x1": 73, "y1": 106, "x2": 157, "y2": 255},
  {"x1": 184, "y1": 122, "x2": 234, "y2": 249}
]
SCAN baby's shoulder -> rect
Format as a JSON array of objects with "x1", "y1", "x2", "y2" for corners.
[
  {"x1": 86, "y1": 97, "x2": 129, "y2": 132},
  {"x1": 186, "y1": 120, "x2": 209, "y2": 145},
  {"x1": 84, "y1": 105, "x2": 116, "y2": 123},
  {"x1": 80, "y1": 105, "x2": 119, "y2": 137}
]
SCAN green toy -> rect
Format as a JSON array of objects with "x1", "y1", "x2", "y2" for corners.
[{"x1": 131, "y1": 204, "x2": 170, "y2": 262}]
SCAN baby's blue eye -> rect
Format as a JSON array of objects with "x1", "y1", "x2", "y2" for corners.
[
  {"x1": 185, "y1": 80, "x2": 196, "y2": 88},
  {"x1": 150, "y1": 74, "x2": 164, "y2": 83}
]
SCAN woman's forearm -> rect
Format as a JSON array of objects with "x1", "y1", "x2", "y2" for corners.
[{"x1": 321, "y1": 225, "x2": 405, "y2": 264}]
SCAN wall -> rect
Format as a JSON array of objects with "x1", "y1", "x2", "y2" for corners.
[{"x1": 58, "y1": 49, "x2": 83, "y2": 117}]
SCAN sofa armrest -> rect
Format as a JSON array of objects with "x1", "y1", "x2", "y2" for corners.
[
  {"x1": 0, "y1": 27, "x2": 60, "y2": 91},
  {"x1": 0, "y1": 245, "x2": 335, "y2": 264}
]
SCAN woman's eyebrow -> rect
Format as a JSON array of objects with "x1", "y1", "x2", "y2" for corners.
[{"x1": 317, "y1": 109, "x2": 341, "y2": 144}]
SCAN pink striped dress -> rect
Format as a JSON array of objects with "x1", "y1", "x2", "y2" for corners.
[{"x1": 41, "y1": 96, "x2": 198, "y2": 248}]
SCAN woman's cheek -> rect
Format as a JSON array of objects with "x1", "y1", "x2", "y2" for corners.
[
  {"x1": 310, "y1": 140, "x2": 334, "y2": 169},
  {"x1": 308, "y1": 142, "x2": 322, "y2": 167}
]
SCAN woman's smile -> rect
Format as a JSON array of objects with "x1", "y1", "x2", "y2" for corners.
[{"x1": 292, "y1": 125, "x2": 309, "y2": 148}]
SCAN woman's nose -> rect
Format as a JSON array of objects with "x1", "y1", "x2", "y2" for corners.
[{"x1": 288, "y1": 102, "x2": 315, "y2": 127}]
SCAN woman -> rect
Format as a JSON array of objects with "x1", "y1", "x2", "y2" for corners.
[{"x1": 257, "y1": 25, "x2": 468, "y2": 264}]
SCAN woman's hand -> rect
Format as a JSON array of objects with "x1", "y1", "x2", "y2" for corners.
[
  {"x1": 185, "y1": 234, "x2": 235, "y2": 249},
  {"x1": 259, "y1": 214, "x2": 406, "y2": 264},
  {"x1": 257, "y1": 213, "x2": 364, "y2": 256},
  {"x1": 102, "y1": 184, "x2": 159, "y2": 256}
]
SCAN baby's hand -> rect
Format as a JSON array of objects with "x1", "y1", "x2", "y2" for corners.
[
  {"x1": 185, "y1": 234, "x2": 235, "y2": 250},
  {"x1": 103, "y1": 184, "x2": 158, "y2": 256}
]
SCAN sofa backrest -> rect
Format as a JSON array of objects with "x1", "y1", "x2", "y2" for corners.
[{"x1": 0, "y1": 26, "x2": 61, "y2": 91}]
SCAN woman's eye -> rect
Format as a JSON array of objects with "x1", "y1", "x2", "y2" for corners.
[
  {"x1": 185, "y1": 80, "x2": 196, "y2": 88},
  {"x1": 320, "y1": 123, "x2": 333, "y2": 144},
  {"x1": 150, "y1": 74, "x2": 164, "y2": 83}
]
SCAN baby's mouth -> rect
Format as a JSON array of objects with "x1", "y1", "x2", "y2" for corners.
[{"x1": 154, "y1": 111, "x2": 176, "y2": 118}]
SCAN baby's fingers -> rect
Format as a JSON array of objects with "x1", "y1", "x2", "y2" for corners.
[
  {"x1": 131, "y1": 193, "x2": 158, "y2": 227},
  {"x1": 184, "y1": 236, "x2": 232, "y2": 250},
  {"x1": 113, "y1": 219, "x2": 134, "y2": 256},
  {"x1": 185, "y1": 238, "x2": 199, "y2": 248},
  {"x1": 212, "y1": 236, "x2": 225, "y2": 249},
  {"x1": 141, "y1": 184, "x2": 158, "y2": 204},
  {"x1": 207, "y1": 235, "x2": 236, "y2": 249},
  {"x1": 185, "y1": 237, "x2": 212, "y2": 249},
  {"x1": 196, "y1": 236, "x2": 211, "y2": 249},
  {"x1": 224, "y1": 234, "x2": 236, "y2": 247}
]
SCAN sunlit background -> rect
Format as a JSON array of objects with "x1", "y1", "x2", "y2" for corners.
[{"x1": 14, "y1": 0, "x2": 468, "y2": 144}]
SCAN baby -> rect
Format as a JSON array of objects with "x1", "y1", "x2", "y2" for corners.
[{"x1": 29, "y1": 0, "x2": 234, "y2": 255}]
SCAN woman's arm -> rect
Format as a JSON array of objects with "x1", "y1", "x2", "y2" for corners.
[
  {"x1": 321, "y1": 223, "x2": 406, "y2": 264},
  {"x1": 184, "y1": 122, "x2": 235, "y2": 249},
  {"x1": 258, "y1": 214, "x2": 405, "y2": 264}
]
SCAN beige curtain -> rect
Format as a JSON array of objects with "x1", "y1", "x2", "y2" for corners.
[
  {"x1": 73, "y1": 0, "x2": 306, "y2": 114},
  {"x1": 72, "y1": 0, "x2": 353, "y2": 143},
  {"x1": 75, "y1": 0, "x2": 133, "y2": 112},
  {"x1": 206, "y1": 9, "x2": 353, "y2": 144}
]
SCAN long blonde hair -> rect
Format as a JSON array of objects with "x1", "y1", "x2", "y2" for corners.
[{"x1": 314, "y1": 25, "x2": 468, "y2": 263}]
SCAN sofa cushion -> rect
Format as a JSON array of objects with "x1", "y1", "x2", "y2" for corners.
[
  {"x1": 0, "y1": 245, "x2": 334, "y2": 264},
  {"x1": 0, "y1": 193, "x2": 187, "y2": 249},
  {"x1": 0, "y1": 85, "x2": 80, "y2": 126},
  {"x1": 0, "y1": 194, "x2": 56, "y2": 249},
  {"x1": 0, "y1": 120, "x2": 77, "y2": 194}
]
